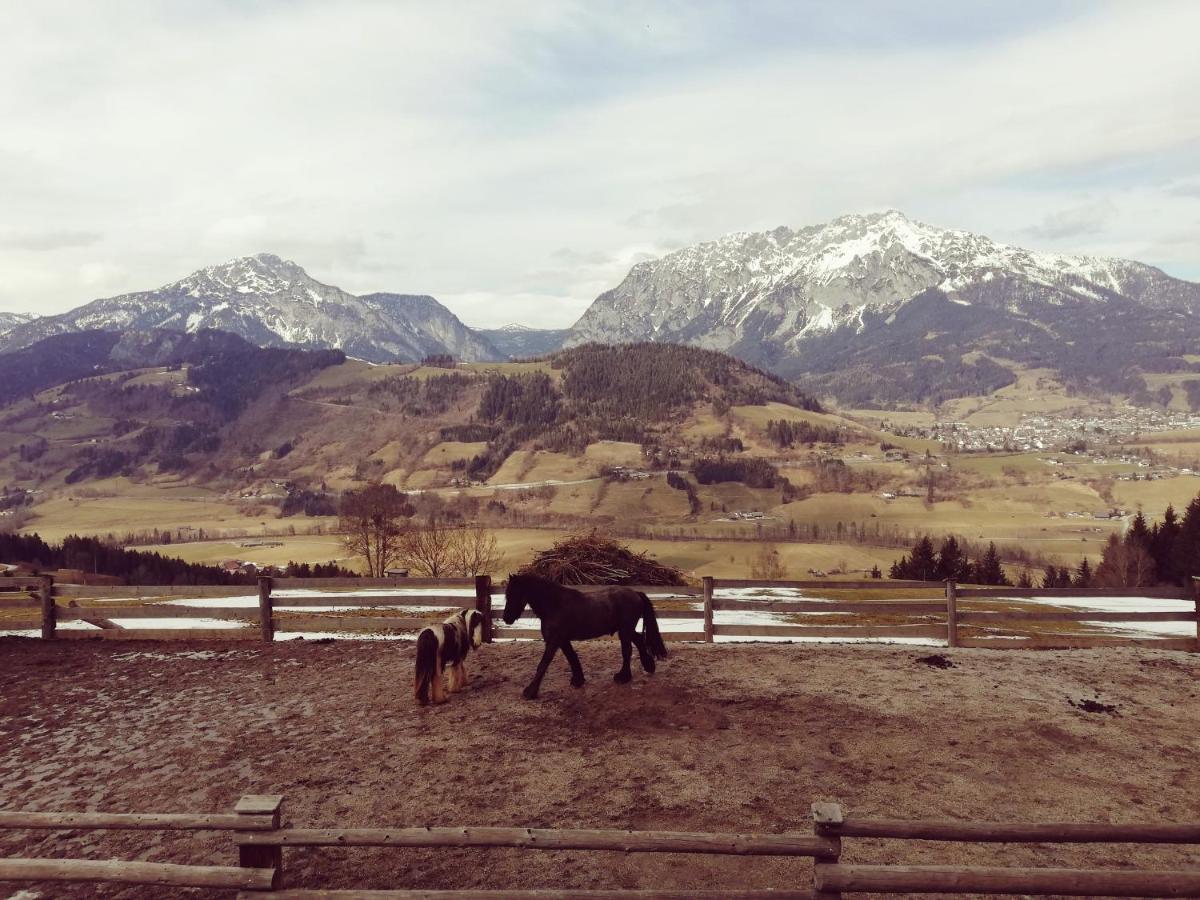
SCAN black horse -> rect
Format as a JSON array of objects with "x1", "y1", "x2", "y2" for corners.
[{"x1": 503, "y1": 573, "x2": 669, "y2": 700}]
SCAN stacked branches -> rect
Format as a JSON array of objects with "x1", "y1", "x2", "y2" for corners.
[{"x1": 519, "y1": 531, "x2": 688, "y2": 586}]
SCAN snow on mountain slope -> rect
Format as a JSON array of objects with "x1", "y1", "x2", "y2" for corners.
[
  {"x1": 0, "y1": 254, "x2": 503, "y2": 363},
  {"x1": 567, "y1": 210, "x2": 1198, "y2": 353},
  {"x1": 0, "y1": 312, "x2": 35, "y2": 337}
]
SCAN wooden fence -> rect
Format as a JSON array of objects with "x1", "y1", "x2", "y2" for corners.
[
  {"x1": 3, "y1": 575, "x2": 1199, "y2": 651},
  {"x1": 3, "y1": 797, "x2": 1199, "y2": 896}
]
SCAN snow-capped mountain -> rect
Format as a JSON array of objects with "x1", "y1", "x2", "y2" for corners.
[
  {"x1": 0, "y1": 312, "x2": 35, "y2": 336},
  {"x1": 0, "y1": 254, "x2": 504, "y2": 363},
  {"x1": 476, "y1": 323, "x2": 569, "y2": 358},
  {"x1": 567, "y1": 210, "x2": 1200, "y2": 402}
]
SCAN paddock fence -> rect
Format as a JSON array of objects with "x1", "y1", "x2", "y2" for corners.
[
  {"x1": 2, "y1": 574, "x2": 1198, "y2": 651},
  {"x1": 3, "y1": 797, "x2": 1200, "y2": 897}
]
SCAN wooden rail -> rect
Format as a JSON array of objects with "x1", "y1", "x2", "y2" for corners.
[
  {"x1": 811, "y1": 803, "x2": 1200, "y2": 897},
  {"x1": 6, "y1": 796, "x2": 1200, "y2": 897},
  {"x1": 8, "y1": 575, "x2": 1198, "y2": 651},
  {"x1": 237, "y1": 892, "x2": 815, "y2": 899},
  {"x1": 0, "y1": 858, "x2": 276, "y2": 890},
  {"x1": 818, "y1": 816, "x2": 1200, "y2": 843},
  {"x1": 814, "y1": 863, "x2": 1200, "y2": 896},
  {"x1": 243, "y1": 826, "x2": 838, "y2": 857},
  {"x1": 0, "y1": 795, "x2": 282, "y2": 892},
  {"x1": 0, "y1": 810, "x2": 276, "y2": 831}
]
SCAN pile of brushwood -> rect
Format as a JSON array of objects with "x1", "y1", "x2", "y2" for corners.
[{"x1": 519, "y1": 531, "x2": 688, "y2": 586}]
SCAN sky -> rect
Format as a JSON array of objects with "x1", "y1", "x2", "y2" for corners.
[{"x1": 1, "y1": 0, "x2": 1198, "y2": 329}]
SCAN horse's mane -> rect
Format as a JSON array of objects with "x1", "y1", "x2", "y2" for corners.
[
  {"x1": 506, "y1": 573, "x2": 580, "y2": 609},
  {"x1": 508, "y1": 572, "x2": 569, "y2": 605}
]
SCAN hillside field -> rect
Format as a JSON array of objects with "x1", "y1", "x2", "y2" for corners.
[{"x1": 4, "y1": 353, "x2": 1200, "y2": 581}]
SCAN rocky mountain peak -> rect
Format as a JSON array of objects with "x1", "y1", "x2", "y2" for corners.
[{"x1": 565, "y1": 210, "x2": 1200, "y2": 403}]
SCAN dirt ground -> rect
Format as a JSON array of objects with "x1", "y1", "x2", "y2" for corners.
[{"x1": 1, "y1": 636, "x2": 1199, "y2": 899}]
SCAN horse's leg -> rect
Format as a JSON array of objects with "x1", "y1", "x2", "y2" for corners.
[
  {"x1": 613, "y1": 629, "x2": 633, "y2": 683},
  {"x1": 448, "y1": 662, "x2": 463, "y2": 693},
  {"x1": 432, "y1": 666, "x2": 448, "y2": 704},
  {"x1": 523, "y1": 639, "x2": 560, "y2": 700},
  {"x1": 631, "y1": 632, "x2": 656, "y2": 675},
  {"x1": 561, "y1": 641, "x2": 585, "y2": 688}
]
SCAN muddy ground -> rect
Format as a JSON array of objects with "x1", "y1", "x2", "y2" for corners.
[{"x1": 1, "y1": 636, "x2": 1199, "y2": 898}]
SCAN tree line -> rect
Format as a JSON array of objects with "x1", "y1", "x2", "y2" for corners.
[
  {"x1": 1087, "y1": 496, "x2": 1200, "y2": 588},
  {"x1": 889, "y1": 535, "x2": 1009, "y2": 585}
]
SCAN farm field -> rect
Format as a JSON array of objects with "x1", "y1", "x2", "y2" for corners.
[
  {"x1": 27, "y1": 463, "x2": 1200, "y2": 577},
  {"x1": 134, "y1": 528, "x2": 906, "y2": 579},
  {"x1": 1, "y1": 638, "x2": 1197, "y2": 898}
]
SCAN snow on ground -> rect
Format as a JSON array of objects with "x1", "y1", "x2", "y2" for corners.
[
  {"x1": 3, "y1": 587, "x2": 1185, "y2": 646},
  {"x1": 1006, "y1": 594, "x2": 1195, "y2": 638}
]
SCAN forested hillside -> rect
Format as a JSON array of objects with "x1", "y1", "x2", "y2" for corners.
[{"x1": 460, "y1": 343, "x2": 822, "y2": 479}]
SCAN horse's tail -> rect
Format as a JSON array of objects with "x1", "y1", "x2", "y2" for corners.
[
  {"x1": 414, "y1": 627, "x2": 440, "y2": 705},
  {"x1": 639, "y1": 593, "x2": 669, "y2": 659}
]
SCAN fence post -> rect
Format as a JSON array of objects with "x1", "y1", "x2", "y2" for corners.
[
  {"x1": 702, "y1": 576, "x2": 715, "y2": 643},
  {"x1": 945, "y1": 579, "x2": 959, "y2": 648},
  {"x1": 236, "y1": 794, "x2": 283, "y2": 889},
  {"x1": 39, "y1": 575, "x2": 55, "y2": 640},
  {"x1": 475, "y1": 574, "x2": 493, "y2": 644},
  {"x1": 812, "y1": 801, "x2": 844, "y2": 900},
  {"x1": 257, "y1": 576, "x2": 274, "y2": 643},
  {"x1": 1193, "y1": 577, "x2": 1200, "y2": 650}
]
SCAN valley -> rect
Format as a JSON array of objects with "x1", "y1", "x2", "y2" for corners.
[
  {"x1": 1, "y1": 212, "x2": 1198, "y2": 588},
  {"x1": 3, "y1": 345, "x2": 1196, "y2": 584}
]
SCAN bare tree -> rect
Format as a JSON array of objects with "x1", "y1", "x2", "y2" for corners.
[
  {"x1": 750, "y1": 544, "x2": 787, "y2": 580},
  {"x1": 395, "y1": 514, "x2": 458, "y2": 577},
  {"x1": 451, "y1": 523, "x2": 504, "y2": 576},
  {"x1": 338, "y1": 484, "x2": 413, "y2": 576},
  {"x1": 1095, "y1": 533, "x2": 1156, "y2": 588}
]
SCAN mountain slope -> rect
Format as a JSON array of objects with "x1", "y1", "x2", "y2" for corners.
[
  {"x1": 566, "y1": 211, "x2": 1200, "y2": 401},
  {"x1": 477, "y1": 324, "x2": 569, "y2": 358},
  {"x1": 0, "y1": 328, "x2": 344, "y2": 406},
  {"x1": 0, "y1": 254, "x2": 503, "y2": 363},
  {"x1": 0, "y1": 312, "x2": 35, "y2": 336}
]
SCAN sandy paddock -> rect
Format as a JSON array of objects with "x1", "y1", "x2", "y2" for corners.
[{"x1": 1, "y1": 636, "x2": 1199, "y2": 898}]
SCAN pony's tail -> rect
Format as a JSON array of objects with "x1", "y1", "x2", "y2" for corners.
[
  {"x1": 414, "y1": 627, "x2": 439, "y2": 705},
  {"x1": 640, "y1": 593, "x2": 669, "y2": 659}
]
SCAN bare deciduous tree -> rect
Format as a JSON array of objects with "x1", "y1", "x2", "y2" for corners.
[
  {"x1": 396, "y1": 515, "x2": 458, "y2": 577},
  {"x1": 338, "y1": 484, "x2": 413, "y2": 576},
  {"x1": 451, "y1": 523, "x2": 504, "y2": 576},
  {"x1": 750, "y1": 544, "x2": 787, "y2": 580},
  {"x1": 394, "y1": 518, "x2": 505, "y2": 578},
  {"x1": 1095, "y1": 532, "x2": 1156, "y2": 588}
]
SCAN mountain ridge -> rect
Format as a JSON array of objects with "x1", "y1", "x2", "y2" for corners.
[
  {"x1": 565, "y1": 210, "x2": 1200, "y2": 402},
  {"x1": 0, "y1": 254, "x2": 504, "y2": 364}
]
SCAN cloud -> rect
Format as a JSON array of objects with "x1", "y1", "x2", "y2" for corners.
[
  {"x1": 1024, "y1": 200, "x2": 1117, "y2": 241},
  {"x1": 0, "y1": 1, "x2": 1197, "y2": 320},
  {"x1": 0, "y1": 229, "x2": 102, "y2": 252}
]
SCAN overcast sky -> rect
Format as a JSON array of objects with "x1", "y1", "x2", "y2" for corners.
[{"x1": 1, "y1": 1, "x2": 1198, "y2": 328}]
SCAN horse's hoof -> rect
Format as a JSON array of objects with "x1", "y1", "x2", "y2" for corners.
[
  {"x1": 613, "y1": 671, "x2": 632, "y2": 684},
  {"x1": 571, "y1": 677, "x2": 585, "y2": 688},
  {"x1": 522, "y1": 687, "x2": 539, "y2": 700}
]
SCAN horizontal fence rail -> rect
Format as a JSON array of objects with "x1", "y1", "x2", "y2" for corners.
[
  {"x1": 5, "y1": 796, "x2": 1200, "y2": 897},
  {"x1": 0, "y1": 858, "x2": 276, "y2": 890},
  {"x1": 5, "y1": 574, "x2": 1198, "y2": 651},
  {"x1": 814, "y1": 863, "x2": 1200, "y2": 897},
  {"x1": 242, "y1": 826, "x2": 839, "y2": 858},
  {"x1": 235, "y1": 892, "x2": 816, "y2": 900},
  {"x1": 819, "y1": 817, "x2": 1200, "y2": 843},
  {"x1": 0, "y1": 811, "x2": 276, "y2": 831}
]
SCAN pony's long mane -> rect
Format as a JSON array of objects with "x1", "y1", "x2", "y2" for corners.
[{"x1": 414, "y1": 608, "x2": 484, "y2": 705}]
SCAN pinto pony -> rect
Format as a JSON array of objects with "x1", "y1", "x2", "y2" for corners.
[
  {"x1": 414, "y1": 608, "x2": 485, "y2": 705},
  {"x1": 503, "y1": 573, "x2": 668, "y2": 700}
]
